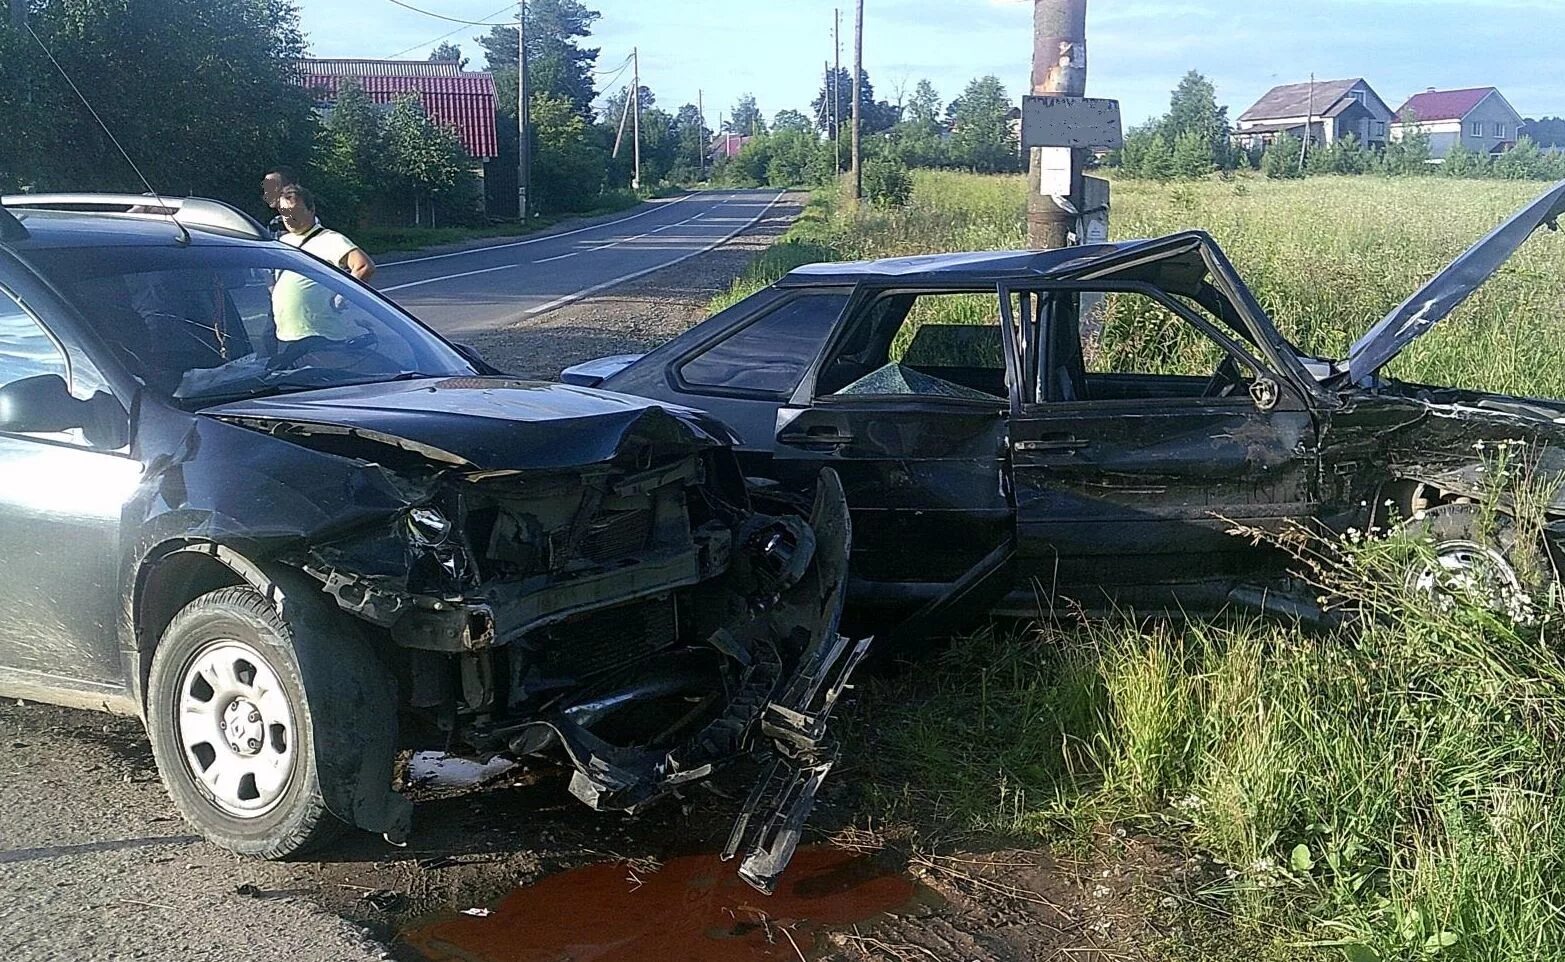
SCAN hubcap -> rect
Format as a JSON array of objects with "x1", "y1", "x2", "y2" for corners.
[
  {"x1": 1414, "y1": 539, "x2": 1524, "y2": 604},
  {"x1": 176, "y1": 641, "x2": 296, "y2": 818}
]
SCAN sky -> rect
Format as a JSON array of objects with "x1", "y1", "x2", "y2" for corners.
[{"x1": 298, "y1": 0, "x2": 1565, "y2": 126}]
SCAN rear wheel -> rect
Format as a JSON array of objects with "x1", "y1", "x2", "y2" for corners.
[{"x1": 147, "y1": 587, "x2": 347, "y2": 858}]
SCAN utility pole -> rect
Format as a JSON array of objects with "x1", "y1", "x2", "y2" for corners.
[
  {"x1": 698, "y1": 89, "x2": 706, "y2": 179},
  {"x1": 516, "y1": 0, "x2": 530, "y2": 222},
  {"x1": 850, "y1": 0, "x2": 863, "y2": 202},
  {"x1": 832, "y1": 9, "x2": 842, "y2": 175},
  {"x1": 631, "y1": 46, "x2": 642, "y2": 190},
  {"x1": 1027, "y1": 0, "x2": 1087, "y2": 249}
]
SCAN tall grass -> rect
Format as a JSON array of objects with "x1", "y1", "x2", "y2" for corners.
[{"x1": 803, "y1": 172, "x2": 1565, "y2": 960}]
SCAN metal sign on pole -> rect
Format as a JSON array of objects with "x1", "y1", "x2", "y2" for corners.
[
  {"x1": 1027, "y1": 0, "x2": 1087, "y2": 250},
  {"x1": 1020, "y1": 96, "x2": 1122, "y2": 151}
]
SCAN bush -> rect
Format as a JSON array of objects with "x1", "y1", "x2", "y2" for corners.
[
  {"x1": 1261, "y1": 135, "x2": 1305, "y2": 179},
  {"x1": 862, "y1": 158, "x2": 914, "y2": 208}
]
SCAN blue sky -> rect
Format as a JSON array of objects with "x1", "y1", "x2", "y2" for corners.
[{"x1": 300, "y1": 0, "x2": 1565, "y2": 125}]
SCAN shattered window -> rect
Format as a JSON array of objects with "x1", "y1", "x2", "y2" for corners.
[
  {"x1": 26, "y1": 246, "x2": 476, "y2": 405},
  {"x1": 823, "y1": 291, "x2": 1006, "y2": 401},
  {"x1": 678, "y1": 292, "x2": 847, "y2": 395}
]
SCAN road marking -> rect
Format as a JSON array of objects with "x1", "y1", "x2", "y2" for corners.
[
  {"x1": 382, "y1": 262, "x2": 520, "y2": 293},
  {"x1": 377, "y1": 191, "x2": 703, "y2": 268},
  {"x1": 522, "y1": 190, "x2": 787, "y2": 318},
  {"x1": 531, "y1": 211, "x2": 710, "y2": 264}
]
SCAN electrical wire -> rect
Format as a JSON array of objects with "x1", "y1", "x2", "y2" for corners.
[
  {"x1": 382, "y1": 0, "x2": 517, "y2": 27},
  {"x1": 589, "y1": 52, "x2": 633, "y2": 77},
  {"x1": 384, "y1": 2, "x2": 514, "y2": 59},
  {"x1": 590, "y1": 55, "x2": 633, "y2": 92}
]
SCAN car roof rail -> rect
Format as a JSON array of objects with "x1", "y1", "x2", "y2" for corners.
[
  {"x1": 0, "y1": 205, "x2": 26, "y2": 242},
  {"x1": 0, "y1": 193, "x2": 270, "y2": 242}
]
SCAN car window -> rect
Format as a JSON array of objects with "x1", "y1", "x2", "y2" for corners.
[
  {"x1": 0, "y1": 288, "x2": 67, "y2": 389},
  {"x1": 819, "y1": 291, "x2": 1006, "y2": 402},
  {"x1": 25, "y1": 245, "x2": 476, "y2": 405},
  {"x1": 677, "y1": 292, "x2": 848, "y2": 396}
]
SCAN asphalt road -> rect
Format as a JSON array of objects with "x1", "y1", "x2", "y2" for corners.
[{"x1": 376, "y1": 188, "x2": 786, "y2": 338}]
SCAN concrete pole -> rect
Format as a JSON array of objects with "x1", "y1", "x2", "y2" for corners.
[
  {"x1": 850, "y1": 0, "x2": 863, "y2": 203},
  {"x1": 698, "y1": 89, "x2": 706, "y2": 179},
  {"x1": 833, "y1": 9, "x2": 841, "y2": 175},
  {"x1": 1027, "y1": 0, "x2": 1087, "y2": 249},
  {"x1": 632, "y1": 47, "x2": 642, "y2": 190},
  {"x1": 516, "y1": 0, "x2": 530, "y2": 221}
]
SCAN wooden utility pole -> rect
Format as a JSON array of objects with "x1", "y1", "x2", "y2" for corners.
[
  {"x1": 850, "y1": 0, "x2": 863, "y2": 202},
  {"x1": 833, "y1": 9, "x2": 841, "y2": 175},
  {"x1": 516, "y1": 0, "x2": 530, "y2": 221},
  {"x1": 698, "y1": 89, "x2": 706, "y2": 179},
  {"x1": 1027, "y1": 0, "x2": 1087, "y2": 249},
  {"x1": 631, "y1": 47, "x2": 642, "y2": 190}
]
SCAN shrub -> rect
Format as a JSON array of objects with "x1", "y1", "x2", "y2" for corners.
[{"x1": 862, "y1": 158, "x2": 914, "y2": 208}]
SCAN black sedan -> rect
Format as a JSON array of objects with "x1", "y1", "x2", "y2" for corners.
[
  {"x1": 565, "y1": 182, "x2": 1565, "y2": 634},
  {"x1": 0, "y1": 195, "x2": 863, "y2": 893}
]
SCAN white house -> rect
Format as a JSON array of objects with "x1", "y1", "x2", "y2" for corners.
[
  {"x1": 1390, "y1": 87, "x2": 1525, "y2": 161},
  {"x1": 1235, "y1": 78, "x2": 1394, "y2": 150}
]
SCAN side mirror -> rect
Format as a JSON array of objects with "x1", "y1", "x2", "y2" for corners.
[
  {"x1": 0, "y1": 374, "x2": 81, "y2": 433},
  {"x1": 0, "y1": 374, "x2": 129, "y2": 448}
]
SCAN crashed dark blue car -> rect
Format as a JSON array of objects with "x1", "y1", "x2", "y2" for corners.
[{"x1": 0, "y1": 194, "x2": 865, "y2": 893}]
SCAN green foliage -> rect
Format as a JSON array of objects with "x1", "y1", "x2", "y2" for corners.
[
  {"x1": 530, "y1": 92, "x2": 607, "y2": 213},
  {"x1": 772, "y1": 109, "x2": 813, "y2": 134},
  {"x1": 1493, "y1": 137, "x2": 1565, "y2": 180},
  {"x1": 0, "y1": 0, "x2": 314, "y2": 203},
  {"x1": 907, "y1": 79, "x2": 942, "y2": 127},
  {"x1": 1261, "y1": 135, "x2": 1305, "y2": 179},
  {"x1": 727, "y1": 94, "x2": 766, "y2": 137},
  {"x1": 861, "y1": 157, "x2": 913, "y2": 209},
  {"x1": 1381, "y1": 126, "x2": 1433, "y2": 175},
  {"x1": 1172, "y1": 130, "x2": 1216, "y2": 179},
  {"x1": 811, "y1": 66, "x2": 898, "y2": 140},
  {"x1": 946, "y1": 75, "x2": 1019, "y2": 173},
  {"x1": 478, "y1": 0, "x2": 600, "y2": 116},
  {"x1": 427, "y1": 42, "x2": 466, "y2": 68},
  {"x1": 1442, "y1": 143, "x2": 1489, "y2": 178}
]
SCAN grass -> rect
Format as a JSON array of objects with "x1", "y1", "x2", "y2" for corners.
[{"x1": 757, "y1": 171, "x2": 1565, "y2": 960}]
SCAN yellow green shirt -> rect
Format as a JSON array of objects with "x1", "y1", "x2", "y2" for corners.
[{"x1": 273, "y1": 225, "x2": 361, "y2": 342}]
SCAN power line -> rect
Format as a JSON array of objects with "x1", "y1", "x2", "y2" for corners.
[
  {"x1": 589, "y1": 52, "x2": 634, "y2": 77},
  {"x1": 384, "y1": 2, "x2": 513, "y2": 58},
  {"x1": 382, "y1": 0, "x2": 515, "y2": 27}
]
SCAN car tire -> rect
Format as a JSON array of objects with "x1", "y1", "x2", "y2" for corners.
[
  {"x1": 146, "y1": 586, "x2": 348, "y2": 858},
  {"x1": 1400, "y1": 502, "x2": 1545, "y2": 599}
]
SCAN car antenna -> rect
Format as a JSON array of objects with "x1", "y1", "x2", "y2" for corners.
[{"x1": 23, "y1": 22, "x2": 191, "y2": 246}]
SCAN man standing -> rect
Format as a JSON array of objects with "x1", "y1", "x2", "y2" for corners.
[
  {"x1": 271, "y1": 186, "x2": 376, "y2": 346},
  {"x1": 260, "y1": 166, "x2": 300, "y2": 238}
]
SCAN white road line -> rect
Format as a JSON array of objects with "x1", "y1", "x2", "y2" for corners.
[
  {"x1": 377, "y1": 191, "x2": 706, "y2": 268},
  {"x1": 531, "y1": 212, "x2": 710, "y2": 264},
  {"x1": 522, "y1": 190, "x2": 786, "y2": 318},
  {"x1": 381, "y1": 262, "x2": 520, "y2": 293}
]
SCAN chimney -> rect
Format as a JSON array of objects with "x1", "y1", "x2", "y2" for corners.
[{"x1": 1426, "y1": 87, "x2": 1437, "y2": 93}]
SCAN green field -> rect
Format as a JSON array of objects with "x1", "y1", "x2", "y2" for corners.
[{"x1": 751, "y1": 173, "x2": 1565, "y2": 962}]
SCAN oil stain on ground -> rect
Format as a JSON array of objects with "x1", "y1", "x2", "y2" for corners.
[{"x1": 402, "y1": 845, "x2": 930, "y2": 961}]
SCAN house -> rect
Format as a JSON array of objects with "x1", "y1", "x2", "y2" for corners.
[
  {"x1": 1391, "y1": 87, "x2": 1526, "y2": 161},
  {"x1": 711, "y1": 133, "x2": 752, "y2": 160},
  {"x1": 293, "y1": 58, "x2": 500, "y2": 163},
  {"x1": 1235, "y1": 78, "x2": 1394, "y2": 150}
]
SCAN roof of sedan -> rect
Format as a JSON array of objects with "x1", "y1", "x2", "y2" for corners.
[
  {"x1": 776, "y1": 240, "x2": 1161, "y2": 287},
  {"x1": 0, "y1": 209, "x2": 265, "y2": 251}
]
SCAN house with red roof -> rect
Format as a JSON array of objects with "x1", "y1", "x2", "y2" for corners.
[
  {"x1": 294, "y1": 59, "x2": 500, "y2": 159},
  {"x1": 1391, "y1": 87, "x2": 1524, "y2": 161}
]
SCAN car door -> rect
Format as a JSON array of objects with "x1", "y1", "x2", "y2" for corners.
[
  {"x1": 769, "y1": 287, "x2": 1013, "y2": 615},
  {"x1": 0, "y1": 267, "x2": 140, "y2": 695},
  {"x1": 1004, "y1": 283, "x2": 1320, "y2": 609}
]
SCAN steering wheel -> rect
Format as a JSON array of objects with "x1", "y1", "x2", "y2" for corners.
[{"x1": 1201, "y1": 354, "x2": 1247, "y2": 399}]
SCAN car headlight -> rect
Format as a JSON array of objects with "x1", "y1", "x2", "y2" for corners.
[{"x1": 405, "y1": 506, "x2": 454, "y2": 547}]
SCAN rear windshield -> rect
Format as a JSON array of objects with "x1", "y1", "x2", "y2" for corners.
[{"x1": 26, "y1": 244, "x2": 475, "y2": 405}]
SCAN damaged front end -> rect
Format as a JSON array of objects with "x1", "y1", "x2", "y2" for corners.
[{"x1": 225, "y1": 398, "x2": 865, "y2": 893}]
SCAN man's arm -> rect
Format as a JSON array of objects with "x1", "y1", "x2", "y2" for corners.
[{"x1": 344, "y1": 248, "x2": 376, "y2": 283}]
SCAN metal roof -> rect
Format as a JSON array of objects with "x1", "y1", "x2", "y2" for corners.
[
  {"x1": 1239, "y1": 79, "x2": 1363, "y2": 122},
  {"x1": 777, "y1": 242, "x2": 1158, "y2": 286},
  {"x1": 1395, "y1": 87, "x2": 1504, "y2": 123},
  {"x1": 294, "y1": 60, "x2": 500, "y2": 160}
]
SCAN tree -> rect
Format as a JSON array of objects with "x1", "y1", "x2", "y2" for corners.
[
  {"x1": 428, "y1": 42, "x2": 467, "y2": 68},
  {"x1": 478, "y1": 0, "x2": 600, "y2": 116},
  {"x1": 945, "y1": 76, "x2": 1017, "y2": 173},
  {"x1": 1151, "y1": 70, "x2": 1234, "y2": 171},
  {"x1": 530, "y1": 92, "x2": 607, "y2": 212},
  {"x1": 1171, "y1": 130, "x2": 1215, "y2": 179},
  {"x1": 1493, "y1": 137, "x2": 1556, "y2": 180},
  {"x1": 812, "y1": 66, "x2": 898, "y2": 139},
  {"x1": 908, "y1": 79, "x2": 942, "y2": 126},
  {"x1": 772, "y1": 109, "x2": 813, "y2": 134},
  {"x1": 1441, "y1": 142, "x2": 1488, "y2": 178},
  {"x1": 0, "y1": 0, "x2": 315, "y2": 205},
  {"x1": 1521, "y1": 117, "x2": 1565, "y2": 149},
  {"x1": 1381, "y1": 125, "x2": 1432, "y2": 175},
  {"x1": 1261, "y1": 135, "x2": 1304, "y2": 179},
  {"x1": 381, "y1": 94, "x2": 472, "y2": 225},
  {"x1": 311, "y1": 79, "x2": 382, "y2": 223},
  {"x1": 728, "y1": 94, "x2": 766, "y2": 137}
]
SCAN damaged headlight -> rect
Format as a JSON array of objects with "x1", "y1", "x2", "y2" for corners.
[{"x1": 404, "y1": 505, "x2": 454, "y2": 547}]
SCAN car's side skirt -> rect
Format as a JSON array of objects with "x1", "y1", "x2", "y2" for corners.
[{"x1": 0, "y1": 665, "x2": 139, "y2": 716}]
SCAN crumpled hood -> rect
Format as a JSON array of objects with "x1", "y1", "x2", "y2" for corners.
[
  {"x1": 202, "y1": 377, "x2": 736, "y2": 472},
  {"x1": 1347, "y1": 179, "x2": 1565, "y2": 386}
]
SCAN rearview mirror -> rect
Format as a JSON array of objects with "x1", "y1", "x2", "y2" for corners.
[
  {"x1": 0, "y1": 374, "x2": 129, "y2": 448},
  {"x1": 0, "y1": 374, "x2": 81, "y2": 433}
]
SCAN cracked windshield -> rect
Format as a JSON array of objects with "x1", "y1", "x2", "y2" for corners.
[{"x1": 2, "y1": 1, "x2": 1564, "y2": 962}]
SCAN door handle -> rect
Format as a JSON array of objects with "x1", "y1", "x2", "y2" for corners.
[
  {"x1": 779, "y1": 426, "x2": 855, "y2": 449},
  {"x1": 1016, "y1": 436, "x2": 1087, "y2": 454}
]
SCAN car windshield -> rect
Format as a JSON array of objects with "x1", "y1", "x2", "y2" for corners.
[{"x1": 25, "y1": 243, "x2": 476, "y2": 404}]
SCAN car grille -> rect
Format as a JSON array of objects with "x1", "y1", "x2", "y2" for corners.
[
  {"x1": 555, "y1": 509, "x2": 654, "y2": 567},
  {"x1": 537, "y1": 598, "x2": 676, "y2": 678}
]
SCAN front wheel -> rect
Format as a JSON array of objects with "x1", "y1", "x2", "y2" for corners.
[
  {"x1": 147, "y1": 587, "x2": 347, "y2": 858},
  {"x1": 1399, "y1": 503, "x2": 1546, "y2": 606}
]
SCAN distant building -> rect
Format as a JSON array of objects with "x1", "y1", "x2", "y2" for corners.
[
  {"x1": 293, "y1": 58, "x2": 500, "y2": 162},
  {"x1": 711, "y1": 133, "x2": 751, "y2": 160},
  {"x1": 1391, "y1": 87, "x2": 1526, "y2": 161},
  {"x1": 1235, "y1": 78, "x2": 1394, "y2": 151}
]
